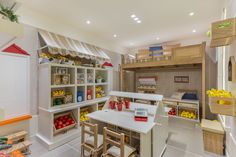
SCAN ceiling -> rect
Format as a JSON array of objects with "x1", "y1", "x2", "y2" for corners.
[{"x1": 16, "y1": 0, "x2": 225, "y2": 49}]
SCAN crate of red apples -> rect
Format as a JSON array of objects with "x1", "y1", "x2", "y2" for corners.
[
  {"x1": 168, "y1": 108, "x2": 176, "y2": 116},
  {"x1": 53, "y1": 111, "x2": 77, "y2": 135}
]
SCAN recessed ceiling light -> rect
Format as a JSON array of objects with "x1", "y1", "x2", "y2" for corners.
[
  {"x1": 134, "y1": 17, "x2": 139, "y2": 21},
  {"x1": 113, "y1": 34, "x2": 117, "y2": 38},
  {"x1": 189, "y1": 12, "x2": 194, "y2": 16},
  {"x1": 192, "y1": 29, "x2": 196, "y2": 33},
  {"x1": 137, "y1": 20, "x2": 142, "y2": 23},
  {"x1": 131, "y1": 14, "x2": 136, "y2": 18},
  {"x1": 86, "y1": 20, "x2": 91, "y2": 24},
  {"x1": 156, "y1": 37, "x2": 160, "y2": 40}
]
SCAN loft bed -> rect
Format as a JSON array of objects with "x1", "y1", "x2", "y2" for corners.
[{"x1": 120, "y1": 42, "x2": 206, "y2": 119}]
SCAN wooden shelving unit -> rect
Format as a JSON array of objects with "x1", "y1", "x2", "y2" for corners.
[
  {"x1": 120, "y1": 42, "x2": 206, "y2": 119},
  {"x1": 163, "y1": 98, "x2": 200, "y2": 122},
  {"x1": 37, "y1": 63, "x2": 110, "y2": 150}
]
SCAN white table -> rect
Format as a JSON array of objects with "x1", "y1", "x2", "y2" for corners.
[{"x1": 87, "y1": 103, "x2": 157, "y2": 157}]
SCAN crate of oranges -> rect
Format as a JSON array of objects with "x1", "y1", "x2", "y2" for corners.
[{"x1": 207, "y1": 89, "x2": 236, "y2": 116}]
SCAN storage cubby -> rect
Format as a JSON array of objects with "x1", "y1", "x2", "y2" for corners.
[
  {"x1": 178, "y1": 107, "x2": 198, "y2": 121},
  {"x1": 95, "y1": 69, "x2": 108, "y2": 83},
  {"x1": 77, "y1": 86, "x2": 85, "y2": 102},
  {"x1": 53, "y1": 110, "x2": 78, "y2": 136},
  {"x1": 51, "y1": 66, "x2": 75, "y2": 86},
  {"x1": 95, "y1": 85, "x2": 107, "y2": 98},
  {"x1": 77, "y1": 68, "x2": 86, "y2": 85},
  {"x1": 87, "y1": 69, "x2": 94, "y2": 84},
  {"x1": 51, "y1": 87, "x2": 75, "y2": 107},
  {"x1": 80, "y1": 104, "x2": 97, "y2": 122}
]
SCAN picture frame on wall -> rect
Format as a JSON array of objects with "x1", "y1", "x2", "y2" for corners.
[{"x1": 174, "y1": 76, "x2": 189, "y2": 83}]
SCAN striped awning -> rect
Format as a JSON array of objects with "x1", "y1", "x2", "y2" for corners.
[{"x1": 38, "y1": 29, "x2": 110, "y2": 60}]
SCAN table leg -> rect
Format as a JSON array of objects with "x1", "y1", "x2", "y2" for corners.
[{"x1": 140, "y1": 130, "x2": 152, "y2": 157}]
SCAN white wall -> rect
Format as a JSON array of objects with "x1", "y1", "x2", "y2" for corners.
[
  {"x1": 15, "y1": 4, "x2": 124, "y2": 54},
  {"x1": 218, "y1": 0, "x2": 236, "y2": 156}
]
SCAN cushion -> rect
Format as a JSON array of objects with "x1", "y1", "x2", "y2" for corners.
[
  {"x1": 107, "y1": 145, "x2": 135, "y2": 157},
  {"x1": 182, "y1": 93, "x2": 198, "y2": 100},
  {"x1": 85, "y1": 134, "x2": 103, "y2": 147},
  {"x1": 171, "y1": 92, "x2": 185, "y2": 100}
]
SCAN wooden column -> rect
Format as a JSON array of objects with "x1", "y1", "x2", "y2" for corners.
[{"x1": 202, "y1": 42, "x2": 206, "y2": 119}]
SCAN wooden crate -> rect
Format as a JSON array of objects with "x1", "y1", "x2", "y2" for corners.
[
  {"x1": 211, "y1": 18, "x2": 236, "y2": 47},
  {"x1": 52, "y1": 74, "x2": 70, "y2": 85},
  {"x1": 201, "y1": 119, "x2": 225, "y2": 155},
  {"x1": 212, "y1": 18, "x2": 236, "y2": 40},
  {"x1": 209, "y1": 97, "x2": 236, "y2": 116},
  {"x1": 53, "y1": 112, "x2": 77, "y2": 135}
]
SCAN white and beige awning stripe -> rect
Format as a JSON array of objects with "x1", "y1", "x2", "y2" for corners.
[{"x1": 38, "y1": 29, "x2": 110, "y2": 60}]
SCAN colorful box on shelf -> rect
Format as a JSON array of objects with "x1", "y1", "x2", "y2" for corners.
[{"x1": 53, "y1": 112, "x2": 77, "y2": 135}]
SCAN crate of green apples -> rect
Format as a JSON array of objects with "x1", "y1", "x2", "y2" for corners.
[{"x1": 53, "y1": 112, "x2": 77, "y2": 135}]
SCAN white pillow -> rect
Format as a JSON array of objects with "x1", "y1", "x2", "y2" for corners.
[{"x1": 171, "y1": 92, "x2": 185, "y2": 100}]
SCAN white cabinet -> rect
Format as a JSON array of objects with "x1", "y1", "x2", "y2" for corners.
[{"x1": 37, "y1": 63, "x2": 110, "y2": 150}]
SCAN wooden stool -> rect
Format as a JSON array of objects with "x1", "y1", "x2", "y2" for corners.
[
  {"x1": 81, "y1": 122, "x2": 103, "y2": 157},
  {"x1": 102, "y1": 127, "x2": 136, "y2": 157}
]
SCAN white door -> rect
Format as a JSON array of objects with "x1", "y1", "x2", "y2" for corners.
[{"x1": 0, "y1": 52, "x2": 30, "y2": 120}]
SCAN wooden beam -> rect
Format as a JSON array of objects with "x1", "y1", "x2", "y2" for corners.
[
  {"x1": 122, "y1": 57, "x2": 202, "y2": 69},
  {"x1": 202, "y1": 42, "x2": 206, "y2": 119}
]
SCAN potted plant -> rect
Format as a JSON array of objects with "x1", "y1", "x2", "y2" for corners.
[
  {"x1": 0, "y1": 3, "x2": 19, "y2": 23},
  {"x1": 96, "y1": 75, "x2": 103, "y2": 83}
]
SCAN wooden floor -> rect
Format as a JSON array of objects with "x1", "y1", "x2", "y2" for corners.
[{"x1": 28, "y1": 118, "x2": 225, "y2": 157}]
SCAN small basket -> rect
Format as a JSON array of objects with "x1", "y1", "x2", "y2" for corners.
[
  {"x1": 53, "y1": 111, "x2": 77, "y2": 135},
  {"x1": 209, "y1": 97, "x2": 236, "y2": 116}
]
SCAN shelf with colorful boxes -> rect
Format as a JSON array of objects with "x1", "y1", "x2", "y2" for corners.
[{"x1": 38, "y1": 63, "x2": 110, "y2": 150}]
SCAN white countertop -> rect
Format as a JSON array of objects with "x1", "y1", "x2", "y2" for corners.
[
  {"x1": 109, "y1": 91, "x2": 163, "y2": 102},
  {"x1": 87, "y1": 103, "x2": 157, "y2": 134}
]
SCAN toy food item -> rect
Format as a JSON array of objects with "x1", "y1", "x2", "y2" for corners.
[
  {"x1": 52, "y1": 90, "x2": 65, "y2": 97},
  {"x1": 62, "y1": 75, "x2": 70, "y2": 84},
  {"x1": 77, "y1": 91, "x2": 84, "y2": 102},
  {"x1": 168, "y1": 108, "x2": 176, "y2": 116},
  {"x1": 109, "y1": 101, "x2": 116, "y2": 109},
  {"x1": 180, "y1": 110, "x2": 196, "y2": 119},
  {"x1": 54, "y1": 114, "x2": 76, "y2": 130},
  {"x1": 80, "y1": 111, "x2": 89, "y2": 122},
  {"x1": 0, "y1": 144, "x2": 12, "y2": 150},
  {"x1": 124, "y1": 100, "x2": 130, "y2": 109},
  {"x1": 117, "y1": 102, "x2": 123, "y2": 111},
  {"x1": 207, "y1": 89, "x2": 233, "y2": 98},
  {"x1": 207, "y1": 89, "x2": 233, "y2": 105},
  {"x1": 96, "y1": 86, "x2": 105, "y2": 98},
  {"x1": 64, "y1": 93, "x2": 73, "y2": 104},
  {"x1": 87, "y1": 89, "x2": 93, "y2": 100}
]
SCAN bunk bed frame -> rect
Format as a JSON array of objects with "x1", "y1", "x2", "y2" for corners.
[{"x1": 120, "y1": 42, "x2": 206, "y2": 118}]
